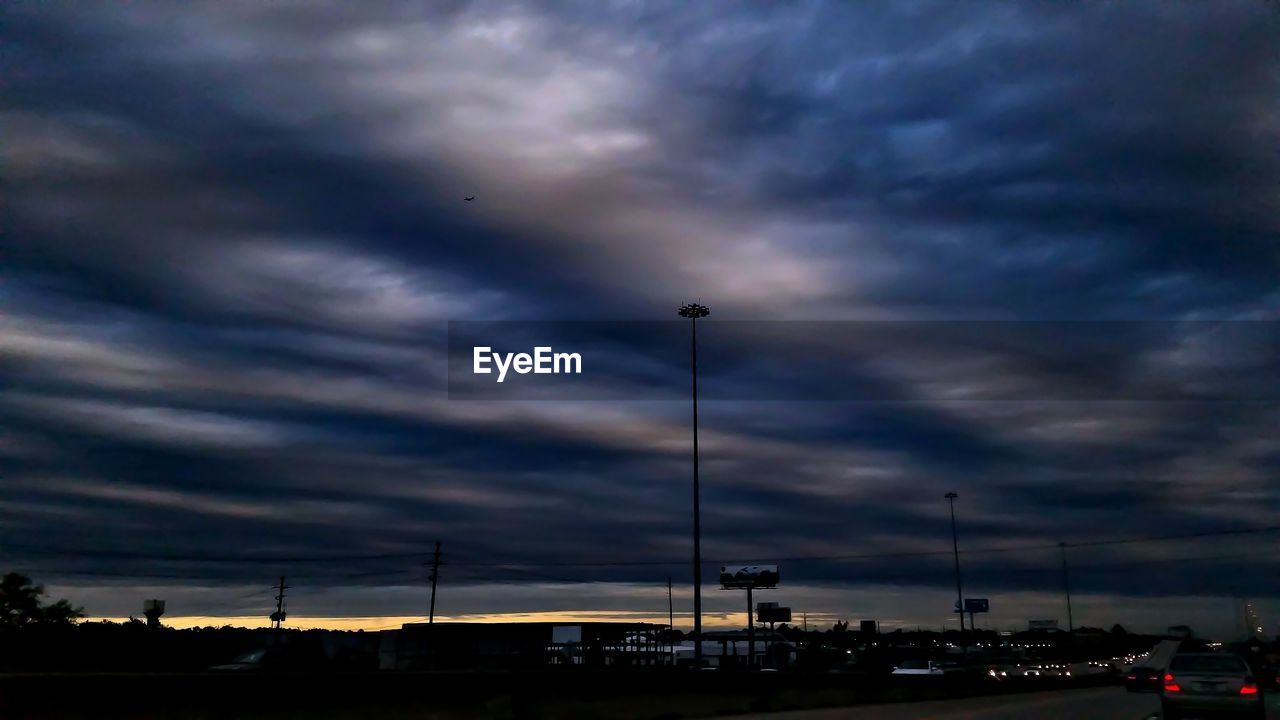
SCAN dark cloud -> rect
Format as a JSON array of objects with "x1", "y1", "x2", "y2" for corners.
[{"x1": 3, "y1": 0, "x2": 1279, "y2": 634}]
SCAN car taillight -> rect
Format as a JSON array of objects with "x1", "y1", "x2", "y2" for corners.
[
  {"x1": 1240, "y1": 679, "x2": 1258, "y2": 695},
  {"x1": 1163, "y1": 673, "x2": 1181, "y2": 693}
]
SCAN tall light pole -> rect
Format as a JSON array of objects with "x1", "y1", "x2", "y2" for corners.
[
  {"x1": 1059, "y1": 542, "x2": 1074, "y2": 634},
  {"x1": 945, "y1": 492, "x2": 965, "y2": 639},
  {"x1": 678, "y1": 301, "x2": 710, "y2": 665}
]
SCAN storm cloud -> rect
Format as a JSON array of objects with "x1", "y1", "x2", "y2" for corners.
[{"x1": 3, "y1": 0, "x2": 1278, "y2": 634}]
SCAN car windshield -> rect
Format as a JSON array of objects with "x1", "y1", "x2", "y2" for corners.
[
  {"x1": 233, "y1": 649, "x2": 267, "y2": 664},
  {"x1": 1169, "y1": 655, "x2": 1247, "y2": 673}
]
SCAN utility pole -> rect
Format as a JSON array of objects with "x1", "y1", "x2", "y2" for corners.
[
  {"x1": 428, "y1": 541, "x2": 442, "y2": 625},
  {"x1": 944, "y1": 492, "x2": 965, "y2": 639},
  {"x1": 1059, "y1": 542, "x2": 1074, "y2": 634},
  {"x1": 747, "y1": 586, "x2": 755, "y2": 669},
  {"x1": 667, "y1": 576, "x2": 674, "y2": 655},
  {"x1": 678, "y1": 302, "x2": 710, "y2": 666},
  {"x1": 271, "y1": 576, "x2": 288, "y2": 631},
  {"x1": 670, "y1": 576, "x2": 680, "y2": 638}
]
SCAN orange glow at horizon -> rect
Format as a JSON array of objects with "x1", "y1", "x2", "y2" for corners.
[{"x1": 82, "y1": 609, "x2": 812, "y2": 631}]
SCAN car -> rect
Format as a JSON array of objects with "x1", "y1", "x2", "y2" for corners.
[
  {"x1": 1161, "y1": 653, "x2": 1264, "y2": 720},
  {"x1": 210, "y1": 648, "x2": 273, "y2": 671},
  {"x1": 208, "y1": 645, "x2": 330, "y2": 672},
  {"x1": 891, "y1": 659, "x2": 945, "y2": 676},
  {"x1": 1125, "y1": 666, "x2": 1163, "y2": 693}
]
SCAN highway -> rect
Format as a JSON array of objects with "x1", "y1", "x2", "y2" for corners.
[
  {"x1": 1139, "y1": 640, "x2": 1182, "y2": 673},
  {"x1": 739, "y1": 685, "x2": 1280, "y2": 720}
]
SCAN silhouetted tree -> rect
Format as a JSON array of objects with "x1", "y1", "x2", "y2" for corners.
[
  {"x1": 1110, "y1": 624, "x2": 1128, "y2": 636},
  {"x1": 0, "y1": 573, "x2": 84, "y2": 628}
]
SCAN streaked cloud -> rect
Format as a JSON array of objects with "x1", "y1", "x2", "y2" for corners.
[{"x1": 3, "y1": 0, "x2": 1277, "y2": 631}]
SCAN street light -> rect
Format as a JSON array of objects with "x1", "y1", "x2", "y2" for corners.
[
  {"x1": 1059, "y1": 542, "x2": 1074, "y2": 634},
  {"x1": 944, "y1": 492, "x2": 965, "y2": 642},
  {"x1": 678, "y1": 301, "x2": 710, "y2": 665}
]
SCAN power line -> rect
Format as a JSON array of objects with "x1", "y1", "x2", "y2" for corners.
[
  {"x1": 22, "y1": 550, "x2": 1275, "y2": 589},
  {"x1": 11, "y1": 566, "x2": 422, "y2": 582},
  {"x1": 9, "y1": 524, "x2": 1280, "y2": 570},
  {"x1": 2, "y1": 543, "x2": 432, "y2": 564},
  {"x1": 447, "y1": 524, "x2": 1280, "y2": 567}
]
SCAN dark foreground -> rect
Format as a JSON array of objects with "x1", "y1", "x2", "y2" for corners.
[
  {"x1": 0, "y1": 670, "x2": 1120, "y2": 720},
  {"x1": 743, "y1": 686, "x2": 1280, "y2": 720}
]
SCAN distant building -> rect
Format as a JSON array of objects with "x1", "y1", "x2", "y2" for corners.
[
  {"x1": 673, "y1": 630, "x2": 796, "y2": 670},
  {"x1": 381, "y1": 621, "x2": 668, "y2": 670}
]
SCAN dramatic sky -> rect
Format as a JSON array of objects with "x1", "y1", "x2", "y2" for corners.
[{"x1": 3, "y1": 1, "x2": 1279, "y2": 636}]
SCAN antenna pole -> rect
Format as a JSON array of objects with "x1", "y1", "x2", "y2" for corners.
[
  {"x1": 272, "y1": 576, "x2": 288, "y2": 632},
  {"x1": 428, "y1": 541, "x2": 442, "y2": 625}
]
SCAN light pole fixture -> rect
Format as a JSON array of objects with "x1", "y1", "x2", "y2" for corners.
[
  {"x1": 945, "y1": 492, "x2": 965, "y2": 640},
  {"x1": 1059, "y1": 542, "x2": 1074, "y2": 634},
  {"x1": 678, "y1": 301, "x2": 710, "y2": 665}
]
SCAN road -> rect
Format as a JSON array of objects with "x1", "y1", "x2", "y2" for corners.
[
  {"x1": 1136, "y1": 640, "x2": 1182, "y2": 672},
  {"x1": 738, "y1": 686, "x2": 1280, "y2": 720}
]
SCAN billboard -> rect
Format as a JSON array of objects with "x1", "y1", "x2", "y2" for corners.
[
  {"x1": 552, "y1": 625, "x2": 582, "y2": 645},
  {"x1": 720, "y1": 565, "x2": 779, "y2": 589},
  {"x1": 964, "y1": 598, "x2": 990, "y2": 613},
  {"x1": 756, "y1": 604, "x2": 791, "y2": 623}
]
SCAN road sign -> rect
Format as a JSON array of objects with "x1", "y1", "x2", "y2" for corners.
[
  {"x1": 964, "y1": 598, "x2": 990, "y2": 613},
  {"x1": 720, "y1": 565, "x2": 779, "y2": 589},
  {"x1": 756, "y1": 604, "x2": 791, "y2": 623}
]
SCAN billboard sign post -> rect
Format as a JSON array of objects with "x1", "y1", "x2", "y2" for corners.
[
  {"x1": 720, "y1": 565, "x2": 779, "y2": 669},
  {"x1": 756, "y1": 602, "x2": 791, "y2": 625},
  {"x1": 958, "y1": 598, "x2": 989, "y2": 632}
]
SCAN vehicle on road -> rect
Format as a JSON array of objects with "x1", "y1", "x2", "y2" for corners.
[
  {"x1": 891, "y1": 659, "x2": 945, "y2": 676},
  {"x1": 1125, "y1": 666, "x2": 1163, "y2": 692},
  {"x1": 1161, "y1": 653, "x2": 1264, "y2": 720},
  {"x1": 209, "y1": 645, "x2": 330, "y2": 672},
  {"x1": 1010, "y1": 664, "x2": 1063, "y2": 677},
  {"x1": 210, "y1": 648, "x2": 272, "y2": 671}
]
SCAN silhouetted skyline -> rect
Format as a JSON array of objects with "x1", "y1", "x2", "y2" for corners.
[{"x1": 3, "y1": 1, "x2": 1278, "y2": 634}]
